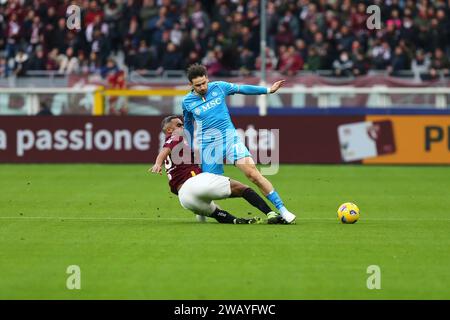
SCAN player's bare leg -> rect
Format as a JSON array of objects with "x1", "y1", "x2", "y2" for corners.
[{"x1": 235, "y1": 157, "x2": 296, "y2": 223}]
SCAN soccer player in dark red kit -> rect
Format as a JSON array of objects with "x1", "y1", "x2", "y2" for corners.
[{"x1": 150, "y1": 115, "x2": 286, "y2": 224}]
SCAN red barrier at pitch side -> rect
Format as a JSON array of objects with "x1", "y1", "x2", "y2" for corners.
[{"x1": 0, "y1": 116, "x2": 448, "y2": 164}]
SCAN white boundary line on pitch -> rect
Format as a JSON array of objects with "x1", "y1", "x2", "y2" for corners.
[
  {"x1": 1, "y1": 216, "x2": 450, "y2": 222},
  {"x1": 0, "y1": 216, "x2": 189, "y2": 221}
]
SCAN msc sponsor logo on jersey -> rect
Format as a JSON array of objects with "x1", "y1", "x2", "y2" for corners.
[{"x1": 194, "y1": 98, "x2": 222, "y2": 115}]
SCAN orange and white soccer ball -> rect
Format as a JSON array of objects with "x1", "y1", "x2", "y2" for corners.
[{"x1": 337, "y1": 202, "x2": 360, "y2": 224}]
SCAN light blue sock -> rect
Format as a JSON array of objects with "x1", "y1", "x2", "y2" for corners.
[
  {"x1": 266, "y1": 190, "x2": 284, "y2": 210},
  {"x1": 279, "y1": 206, "x2": 289, "y2": 215}
]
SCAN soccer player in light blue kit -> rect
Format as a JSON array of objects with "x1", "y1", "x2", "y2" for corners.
[{"x1": 181, "y1": 64, "x2": 296, "y2": 224}]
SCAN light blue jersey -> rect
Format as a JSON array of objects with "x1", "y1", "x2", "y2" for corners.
[{"x1": 182, "y1": 81, "x2": 268, "y2": 174}]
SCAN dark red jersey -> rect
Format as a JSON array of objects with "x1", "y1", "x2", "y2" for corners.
[{"x1": 163, "y1": 134, "x2": 202, "y2": 194}]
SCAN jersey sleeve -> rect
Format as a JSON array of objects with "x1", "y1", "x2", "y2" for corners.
[
  {"x1": 236, "y1": 84, "x2": 269, "y2": 95},
  {"x1": 182, "y1": 101, "x2": 195, "y2": 148},
  {"x1": 218, "y1": 81, "x2": 268, "y2": 95},
  {"x1": 217, "y1": 81, "x2": 240, "y2": 95}
]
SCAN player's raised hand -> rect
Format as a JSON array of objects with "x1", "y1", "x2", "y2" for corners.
[
  {"x1": 149, "y1": 164, "x2": 162, "y2": 175},
  {"x1": 269, "y1": 80, "x2": 285, "y2": 93}
]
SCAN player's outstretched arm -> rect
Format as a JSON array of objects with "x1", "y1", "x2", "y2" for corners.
[
  {"x1": 149, "y1": 147, "x2": 171, "y2": 175},
  {"x1": 226, "y1": 80, "x2": 285, "y2": 95}
]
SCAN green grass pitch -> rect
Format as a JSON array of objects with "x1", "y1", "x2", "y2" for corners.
[{"x1": 0, "y1": 164, "x2": 449, "y2": 299}]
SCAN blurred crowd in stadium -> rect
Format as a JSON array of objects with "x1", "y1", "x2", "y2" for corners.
[{"x1": 1, "y1": 0, "x2": 449, "y2": 79}]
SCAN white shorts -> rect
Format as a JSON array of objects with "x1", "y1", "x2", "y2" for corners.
[{"x1": 178, "y1": 172, "x2": 231, "y2": 216}]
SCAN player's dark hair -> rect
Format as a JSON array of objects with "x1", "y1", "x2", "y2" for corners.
[
  {"x1": 161, "y1": 115, "x2": 181, "y2": 133},
  {"x1": 186, "y1": 63, "x2": 207, "y2": 82}
]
